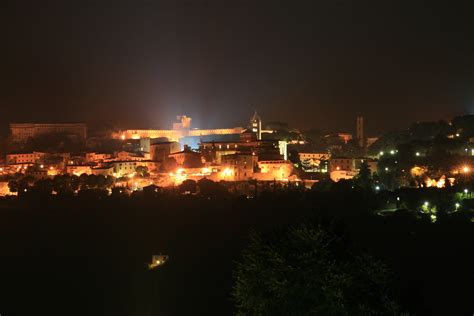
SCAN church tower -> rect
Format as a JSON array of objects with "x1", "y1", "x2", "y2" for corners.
[
  {"x1": 250, "y1": 111, "x2": 262, "y2": 140},
  {"x1": 356, "y1": 116, "x2": 365, "y2": 148}
]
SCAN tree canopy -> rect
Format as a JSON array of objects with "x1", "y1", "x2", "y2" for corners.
[{"x1": 233, "y1": 224, "x2": 405, "y2": 316}]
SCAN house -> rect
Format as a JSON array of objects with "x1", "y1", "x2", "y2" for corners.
[{"x1": 221, "y1": 153, "x2": 257, "y2": 181}]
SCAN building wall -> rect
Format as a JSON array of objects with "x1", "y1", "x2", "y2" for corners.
[
  {"x1": 329, "y1": 170, "x2": 358, "y2": 182},
  {"x1": 111, "y1": 161, "x2": 137, "y2": 177},
  {"x1": 329, "y1": 158, "x2": 355, "y2": 172},
  {"x1": 85, "y1": 152, "x2": 111, "y2": 163},
  {"x1": 168, "y1": 151, "x2": 201, "y2": 166},
  {"x1": 6, "y1": 152, "x2": 46, "y2": 164},
  {"x1": 115, "y1": 127, "x2": 244, "y2": 141},
  {"x1": 116, "y1": 151, "x2": 148, "y2": 161},
  {"x1": 116, "y1": 129, "x2": 181, "y2": 141},
  {"x1": 221, "y1": 154, "x2": 256, "y2": 181},
  {"x1": 91, "y1": 167, "x2": 114, "y2": 176},
  {"x1": 299, "y1": 152, "x2": 331, "y2": 161},
  {"x1": 66, "y1": 165, "x2": 92, "y2": 176},
  {"x1": 256, "y1": 160, "x2": 293, "y2": 180},
  {"x1": 200, "y1": 139, "x2": 282, "y2": 163},
  {"x1": 150, "y1": 142, "x2": 181, "y2": 161},
  {"x1": 188, "y1": 128, "x2": 244, "y2": 137},
  {"x1": 10, "y1": 123, "x2": 87, "y2": 142}
]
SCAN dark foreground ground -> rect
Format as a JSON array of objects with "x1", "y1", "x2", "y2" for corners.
[{"x1": 0, "y1": 192, "x2": 473, "y2": 315}]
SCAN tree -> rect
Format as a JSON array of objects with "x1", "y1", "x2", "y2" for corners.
[
  {"x1": 179, "y1": 179, "x2": 197, "y2": 194},
  {"x1": 135, "y1": 166, "x2": 150, "y2": 177},
  {"x1": 33, "y1": 178, "x2": 54, "y2": 195},
  {"x1": 197, "y1": 178, "x2": 228, "y2": 198},
  {"x1": 233, "y1": 224, "x2": 404, "y2": 316},
  {"x1": 355, "y1": 161, "x2": 373, "y2": 190}
]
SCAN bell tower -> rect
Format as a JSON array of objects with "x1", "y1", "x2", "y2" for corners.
[{"x1": 250, "y1": 111, "x2": 262, "y2": 140}]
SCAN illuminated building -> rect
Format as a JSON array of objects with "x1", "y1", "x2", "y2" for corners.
[
  {"x1": 10, "y1": 123, "x2": 87, "y2": 143},
  {"x1": 6, "y1": 152, "x2": 47, "y2": 164},
  {"x1": 329, "y1": 157, "x2": 356, "y2": 182},
  {"x1": 278, "y1": 141, "x2": 288, "y2": 160},
  {"x1": 329, "y1": 157, "x2": 355, "y2": 173},
  {"x1": 85, "y1": 152, "x2": 112, "y2": 163},
  {"x1": 299, "y1": 152, "x2": 330, "y2": 163},
  {"x1": 168, "y1": 149, "x2": 202, "y2": 166},
  {"x1": 0, "y1": 181, "x2": 14, "y2": 196},
  {"x1": 330, "y1": 170, "x2": 358, "y2": 182},
  {"x1": 150, "y1": 142, "x2": 181, "y2": 162},
  {"x1": 66, "y1": 165, "x2": 92, "y2": 176},
  {"x1": 256, "y1": 160, "x2": 293, "y2": 181},
  {"x1": 328, "y1": 157, "x2": 377, "y2": 182},
  {"x1": 200, "y1": 139, "x2": 285, "y2": 164},
  {"x1": 115, "y1": 151, "x2": 149, "y2": 161},
  {"x1": 221, "y1": 153, "x2": 257, "y2": 181},
  {"x1": 324, "y1": 133, "x2": 353, "y2": 145},
  {"x1": 117, "y1": 129, "x2": 180, "y2": 141},
  {"x1": 110, "y1": 161, "x2": 137, "y2": 177},
  {"x1": 366, "y1": 137, "x2": 378, "y2": 148},
  {"x1": 172, "y1": 115, "x2": 192, "y2": 131},
  {"x1": 91, "y1": 166, "x2": 114, "y2": 176},
  {"x1": 114, "y1": 115, "x2": 244, "y2": 141}
]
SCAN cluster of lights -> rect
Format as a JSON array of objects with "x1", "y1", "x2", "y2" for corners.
[
  {"x1": 378, "y1": 150, "x2": 396, "y2": 156},
  {"x1": 222, "y1": 167, "x2": 233, "y2": 178},
  {"x1": 169, "y1": 168, "x2": 187, "y2": 185}
]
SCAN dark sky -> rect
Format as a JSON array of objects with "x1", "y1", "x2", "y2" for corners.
[{"x1": 1, "y1": 1, "x2": 473, "y2": 135}]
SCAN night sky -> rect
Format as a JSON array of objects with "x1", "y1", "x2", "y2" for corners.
[{"x1": 1, "y1": 1, "x2": 473, "y2": 135}]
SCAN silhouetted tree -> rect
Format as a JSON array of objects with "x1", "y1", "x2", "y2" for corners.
[
  {"x1": 179, "y1": 179, "x2": 197, "y2": 194},
  {"x1": 135, "y1": 166, "x2": 150, "y2": 177},
  {"x1": 355, "y1": 161, "x2": 373, "y2": 190},
  {"x1": 197, "y1": 178, "x2": 228, "y2": 198},
  {"x1": 233, "y1": 224, "x2": 404, "y2": 315}
]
